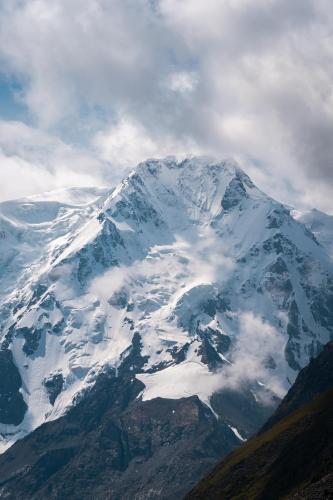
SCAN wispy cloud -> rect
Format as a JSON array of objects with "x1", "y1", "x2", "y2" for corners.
[
  {"x1": 138, "y1": 312, "x2": 287, "y2": 406},
  {"x1": 0, "y1": 120, "x2": 106, "y2": 200},
  {"x1": 220, "y1": 311, "x2": 287, "y2": 398}
]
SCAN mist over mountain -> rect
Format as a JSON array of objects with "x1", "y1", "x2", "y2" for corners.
[{"x1": 0, "y1": 157, "x2": 332, "y2": 498}]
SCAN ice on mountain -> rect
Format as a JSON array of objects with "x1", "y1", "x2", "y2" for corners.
[{"x1": 0, "y1": 156, "x2": 332, "y2": 452}]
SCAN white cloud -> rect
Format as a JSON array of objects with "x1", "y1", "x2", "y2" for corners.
[
  {"x1": 0, "y1": 0, "x2": 332, "y2": 211},
  {"x1": 93, "y1": 119, "x2": 161, "y2": 172},
  {"x1": 93, "y1": 117, "x2": 200, "y2": 174},
  {"x1": 90, "y1": 267, "x2": 129, "y2": 305},
  {"x1": 0, "y1": 120, "x2": 105, "y2": 201},
  {"x1": 166, "y1": 71, "x2": 198, "y2": 93},
  {"x1": 222, "y1": 312, "x2": 287, "y2": 397}
]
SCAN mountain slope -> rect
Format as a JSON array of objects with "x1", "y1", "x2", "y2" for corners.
[
  {"x1": 188, "y1": 389, "x2": 333, "y2": 500},
  {"x1": 0, "y1": 344, "x2": 246, "y2": 500},
  {"x1": 187, "y1": 341, "x2": 333, "y2": 500},
  {"x1": 261, "y1": 340, "x2": 333, "y2": 432},
  {"x1": 0, "y1": 156, "x2": 332, "y2": 455},
  {"x1": 294, "y1": 208, "x2": 333, "y2": 258}
]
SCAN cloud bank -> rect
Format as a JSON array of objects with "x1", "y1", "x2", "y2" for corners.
[{"x1": 0, "y1": 0, "x2": 332, "y2": 211}]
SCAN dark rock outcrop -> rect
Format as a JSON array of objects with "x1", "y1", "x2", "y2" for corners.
[
  {"x1": 43, "y1": 373, "x2": 64, "y2": 406},
  {"x1": 0, "y1": 349, "x2": 27, "y2": 425},
  {"x1": 0, "y1": 371, "x2": 238, "y2": 500}
]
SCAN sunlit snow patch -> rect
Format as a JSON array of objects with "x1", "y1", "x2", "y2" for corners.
[
  {"x1": 229, "y1": 425, "x2": 247, "y2": 442},
  {"x1": 136, "y1": 361, "x2": 223, "y2": 409}
]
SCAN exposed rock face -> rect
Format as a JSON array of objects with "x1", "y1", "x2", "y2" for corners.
[
  {"x1": 43, "y1": 373, "x2": 64, "y2": 406},
  {"x1": 0, "y1": 373, "x2": 264, "y2": 500},
  {"x1": 0, "y1": 349, "x2": 27, "y2": 425}
]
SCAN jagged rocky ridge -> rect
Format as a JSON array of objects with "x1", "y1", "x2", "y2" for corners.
[{"x1": 0, "y1": 157, "x2": 332, "y2": 455}]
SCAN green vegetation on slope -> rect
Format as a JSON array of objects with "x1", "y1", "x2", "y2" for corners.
[{"x1": 187, "y1": 388, "x2": 333, "y2": 500}]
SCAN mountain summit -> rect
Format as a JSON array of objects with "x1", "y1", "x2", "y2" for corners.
[{"x1": 0, "y1": 157, "x2": 332, "y2": 455}]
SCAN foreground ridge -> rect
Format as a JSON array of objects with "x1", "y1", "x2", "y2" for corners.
[{"x1": 187, "y1": 342, "x2": 333, "y2": 500}]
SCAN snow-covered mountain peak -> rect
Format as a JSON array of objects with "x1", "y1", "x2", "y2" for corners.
[
  {"x1": 0, "y1": 157, "x2": 332, "y2": 453},
  {"x1": 117, "y1": 156, "x2": 258, "y2": 206},
  {"x1": 99, "y1": 156, "x2": 270, "y2": 246}
]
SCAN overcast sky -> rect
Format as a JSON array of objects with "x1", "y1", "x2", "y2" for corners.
[{"x1": 0, "y1": 0, "x2": 332, "y2": 213}]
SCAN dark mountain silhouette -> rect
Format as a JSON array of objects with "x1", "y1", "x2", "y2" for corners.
[{"x1": 187, "y1": 342, "x2": 333, "y2": 500}]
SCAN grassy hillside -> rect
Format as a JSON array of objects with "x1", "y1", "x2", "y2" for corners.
[{"x1": 187, "y1": 388, "x2": 333, "y2": 499}]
